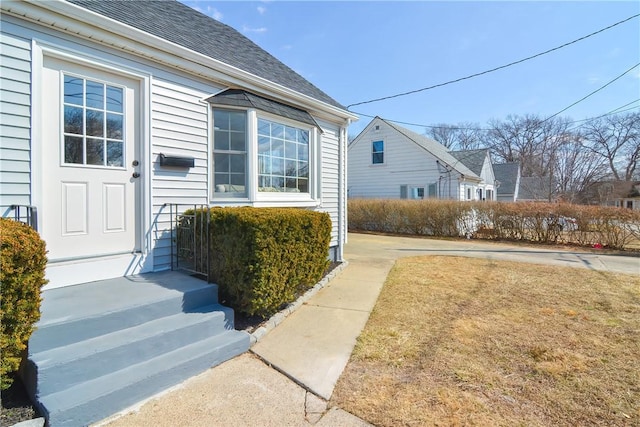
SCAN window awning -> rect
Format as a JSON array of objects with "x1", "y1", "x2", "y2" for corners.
[{"x1": 205, "y1": 89, "x2": 320, "y2": 129}]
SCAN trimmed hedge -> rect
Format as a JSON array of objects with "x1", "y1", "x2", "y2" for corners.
[
  {"x1": 192, "y1": 207, "x2": 331, "y2": 318},
  {"x1": 348, "y1": 199, "x2": 640, "y2": 250},
  {"x1": 1, "y1": 218, "x2": 47, "y2": 390}
]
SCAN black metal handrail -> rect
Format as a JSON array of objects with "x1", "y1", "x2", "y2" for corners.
[
  {"x1": 9, "y1": 204, "x2": 38, "y2": 231},
  {"x1": 165, "y1": 203, "x2": 210, "y2": 282}
]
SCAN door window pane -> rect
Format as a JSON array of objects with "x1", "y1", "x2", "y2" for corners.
[{"x1": 62, "y1": 75, "x2": 125, "y2": 168}]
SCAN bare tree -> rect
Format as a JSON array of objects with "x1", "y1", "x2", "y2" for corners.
[
  {"x1": 581, "y1": 112, "x2": 640, "y2": 181},
  {"x1": 425, "y1": 122, "x2": 483, "y2": 151},
  {"x1": 483, "y1": 114, "x2": 572, "y2": 179},
  {"x1": 553, "y1": 134, "x2": 608, "y2": 202}
]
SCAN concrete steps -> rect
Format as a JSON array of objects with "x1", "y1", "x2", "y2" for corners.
[{"x1": 24, "y1": 271, "x2": 250, "y2": 427}]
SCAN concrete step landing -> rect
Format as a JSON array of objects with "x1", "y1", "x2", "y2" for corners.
[{"x1": 23, "y1": 271, "x2": 250, "y2": 427}]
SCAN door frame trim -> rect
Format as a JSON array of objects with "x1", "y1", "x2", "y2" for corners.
[{"x1": 32, "y1": 40, "x2": 153, "y2": 278}]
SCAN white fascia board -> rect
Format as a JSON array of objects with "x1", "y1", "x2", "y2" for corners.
[{"x1": 9, "y1": 0, "x2": 357, "y2": 123}]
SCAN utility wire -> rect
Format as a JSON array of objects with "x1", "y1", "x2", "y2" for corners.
[
  {"x1": 542, "y1": 62, "x2": 640, "y2": 123},
  {"x1": 346, "y1": 14, "x2": 639, "y2": 108},
  {"x1": 352, "y1": 97, "x2": 640, "y2": 133}
]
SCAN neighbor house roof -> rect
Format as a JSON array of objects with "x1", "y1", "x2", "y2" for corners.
[
  {"x1": 377, "y1": 118, "x2": 479, "y2": 180},
  {"x1": 518, "y1": 176, "x2": 555, "y2": 201},
  {"x1": 493, "y1": 162, "x2": 520, "y2": 196},
  {"x1": 66, "y1": 0, "x2": 344, "y2": 110},
  {"x1": 449, "y1": 149, "x2": 489, "y2": 176}
]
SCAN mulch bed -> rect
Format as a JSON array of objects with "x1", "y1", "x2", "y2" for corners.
[{"x1": 1, "y1": 374, "x2": 40, "y2": 427}]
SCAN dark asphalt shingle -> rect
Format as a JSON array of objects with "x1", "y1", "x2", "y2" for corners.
[
  {"x1": 449, "y1": 149, "x2": 489, "y2": 176},
  {"x1": 493, "y1": 162, "x2": 520, "y2": 196},
  {"x1": 66, "y1": 0, "x2": 344, "y2": 109}
]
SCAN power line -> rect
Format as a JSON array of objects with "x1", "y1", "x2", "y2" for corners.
[
  {"x1": 542, "y1": 62, "x2": 640, "y2": 123},
  {"x1": 346, "y1": 14, "x2": 640, "y2": 108},
  {"x1": 352, "y1": 98, "x2": 640, "y2": 133}
]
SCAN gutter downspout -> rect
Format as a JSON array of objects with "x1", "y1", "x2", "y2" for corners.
[{"x1": 338, "y1": 119, "x2": 351, "y2": 262}]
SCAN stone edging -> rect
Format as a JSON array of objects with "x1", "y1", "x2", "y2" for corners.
[{"x1": 248, "y1": 261, "x2": 350, "y2": 345}]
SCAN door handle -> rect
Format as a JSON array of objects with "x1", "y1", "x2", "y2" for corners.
[{"x1": 132, "y1": 172, "x2": 140, "y2": 178}]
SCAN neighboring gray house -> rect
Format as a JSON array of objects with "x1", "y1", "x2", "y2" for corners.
[
  {"x1": 1, "y1": 0, "x2": 356, "y2": 289},
  {"x1": 518, "y1": 176, "x2": 557, "y2": 202},
  {"x1": 493, "y1": 162, "x2": 521, "y2": 202},
  {"x1": 348, "y1": 117, "x2": 496, "y2": 201}
]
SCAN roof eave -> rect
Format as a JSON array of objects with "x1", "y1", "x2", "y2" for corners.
[{"x1": 10, "y1": 0, "x2": 357, "y2": 123}]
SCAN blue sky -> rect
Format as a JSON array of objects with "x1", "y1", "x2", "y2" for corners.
[{"x1": 181, "y1": 1, "x2": 639, "y2": 136}]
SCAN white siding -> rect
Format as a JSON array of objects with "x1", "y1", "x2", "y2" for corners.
[
  {"x1": 0, "y1": 29, "x2": 32, "y2": 213},
  {"x1": 318, "y1": 120, "x2": 341, "y2": 248},
  {"x1": 348, "y1": 119, "x2": 453, "y2": 199},
  {"x1": 150, "y1": 78, "x2": 213, "y2": 271}
]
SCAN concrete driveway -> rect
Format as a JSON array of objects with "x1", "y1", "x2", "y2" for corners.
[{"x1": 345, "y1": 232, "x2": 640, "y2": 276}]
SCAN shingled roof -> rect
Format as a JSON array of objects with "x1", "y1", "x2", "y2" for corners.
[
  {"x1": 493, "y1": 162, "x2": 520, "y2": 196},
  {"x1": 449, "y1": 149, "x2": 489, "y2": 176},
  {"x1": 66, "y1": 0, "x2": 344, "y2": 109}
]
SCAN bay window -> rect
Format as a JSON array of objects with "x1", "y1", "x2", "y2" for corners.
[{"x1": 209, "y1": 90, "x2": 318, "y2": 204}]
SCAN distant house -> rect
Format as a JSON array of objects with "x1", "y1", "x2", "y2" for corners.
[
  {"x1": 518, "y1": 176, "x2": 557, "y2": 202},
  {"x1": 579, "y1": 181, "x2": 640, "y2": 209},
  {"x1": 493, "y1": 162, "x2": 521, "y2": 202},
  {"x1": 348, "y1": 117, "x2": 496, "y2": 200}
]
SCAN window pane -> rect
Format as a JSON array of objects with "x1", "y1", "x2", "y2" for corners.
[
  {"x1": 86, "y1": 110, "x2": 104, "y2": 137},
  {"x1": 214, "y1": 110, "x2": 230, "y2": 130},
  {"x1": 214, "y1": 130, "x2": 229, "y2": 150},
  {"x1": 285, "y1": 160, "x2": 296, "y2": 177},
  {"x1": 272, "y1": 123, "x2": 284, "y2": 139},
  {"x1": 230, "y1": 173, "x2": 245, "y2": 186},
  {"x1": 86, "y1": 81, "x2": 104, "y2": 109},
  {"x1": 372, "y1": 153, "x2": 384, "y2": 164},
  {"x1": 258, "y1": 136, "x2": 270, "y2": 153},
  {"x1": 256, "y1": 118, "x2": 311, "y2": 194},
  {"x1": 107, "y1": 141, "x2": 123, "y2": 167},
  {"x1": 106, "y1": 113, "x2": 123, "y2": 139},
  {"x1": 64, "y1": 106, "x2": 83, "y2": 134},
  {"x1": 230, "y1": 131, "x2": 245, "y2": 151},
  {"x1": 285, "y1": 141, "x2": 297, "y2": 159},
  {"x1": 214, "y1": 173, "x2": 230, "y2": 186},
  {"x1": 64, "y1": 76, "x2": 83, "y2": 106},
  {"x1": 106, "y1": 86, "x2": 123, "y2": 113},
  {"x1": 229, "y1": 112, "x2": 246, "y2": 131},
  {"x1": 214, "y1": 153, "x2": 229, "y2": 172},
  {"x1": 372, "y1": 140, "x2": 384, "y2": 152},
  {"x1": 271, "y1": 157, "x2": 284, "y2": 175},
  {"x1": 298, "y1": 178, "x2": 308, "y2": 193},
  {"x1": 64, "y1": 136, "x2": 83, "y2": 164},
  {"x1": 86, "y1": 138, "x2": 104, "y2": 165},
  {"x1": 230, "y1": 154, "x2": 245, "y2": 174},
  {"x1": 285, "y1": 126, "x2": 297, "y2": 141},
  {"x1": 258, "y1": 119, "x2": 270, "y2": 136}
]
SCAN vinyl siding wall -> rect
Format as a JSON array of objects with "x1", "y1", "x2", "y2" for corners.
[
  {"x1": 318, "y1": 119, "x2": 342, "y2": 249},
  {"x1": 0, "y1": 29, "x2": 32, "y2": 214},
  {"x1": 348, "y1": 121, "x2": 461, "y2": 200}
]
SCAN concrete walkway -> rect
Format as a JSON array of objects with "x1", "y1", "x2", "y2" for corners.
[{"x1": 102, "y1": 233, "x2": 639, "y2": 427}]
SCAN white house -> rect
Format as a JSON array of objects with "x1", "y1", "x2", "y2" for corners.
[
  {"x1": 1, "y1": 0, "x2": 357, "y2": 289},
  {"x1": 348, "y1": 117, "x2": 496, "y2": 201}
]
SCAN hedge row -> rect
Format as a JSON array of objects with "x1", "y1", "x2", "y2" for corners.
[
  {"x1": 0, "y1": 218, "x2": 47, "y2": 390},
  {"x1": 185, "y1": 207, "x2": 331, "y2": 318},
  {"x1": 348, "y1": 199, "x2": 640, "y2": 250}
]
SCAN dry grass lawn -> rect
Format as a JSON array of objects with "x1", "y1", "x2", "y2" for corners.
[{"x1": 331, "y1": 256, "x2": 640, "y2": 427}]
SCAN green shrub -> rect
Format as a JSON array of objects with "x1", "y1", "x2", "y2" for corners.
[
  {"x1": 1, "y1": 218, "x2": 47, "y2": 390},
  {"x1": 194, "y1": 207, "x2": 331, "y2": 318}
]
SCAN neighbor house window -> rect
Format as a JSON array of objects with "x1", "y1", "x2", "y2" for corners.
[
  {"x1": 213, "y1": 109, "x2": 247, "y2": 197},
  {"x1": 466, "y1": 187, "x2": 472, "y2": 200},
  {"x1": 372, "y1": 140, "x2": 384, "y2": 164},
  {"x1": 258, "y1": 118, "x2": 309, "y2": 193},
  {"x1": 63, "y1": 75, "x2": 124, "y2": 167},
  {"x1": 428, "y1": 183, "x2": 437, "y2": 198}
]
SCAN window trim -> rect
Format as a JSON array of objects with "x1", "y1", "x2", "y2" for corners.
[{"x1": 371, "y1": 140, "x2": 384, "y2": 165}]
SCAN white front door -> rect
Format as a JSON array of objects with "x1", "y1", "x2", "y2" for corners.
[{"x1": 41, "y1": 56, "x2": 143, "y2": 288}]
